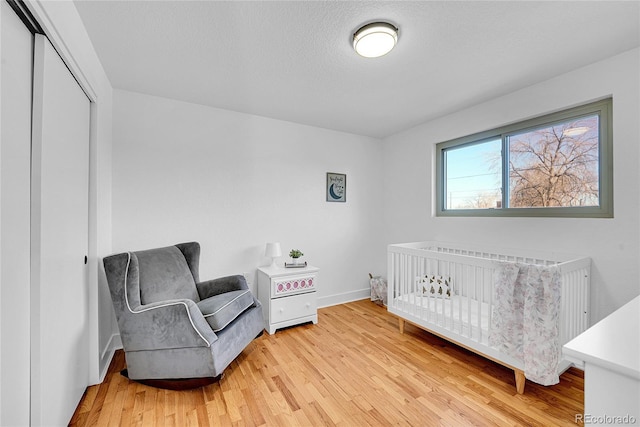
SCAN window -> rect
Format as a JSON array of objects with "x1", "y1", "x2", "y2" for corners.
[{"x1": 436, "y1": 98, "x2": 612, "y2": 217}]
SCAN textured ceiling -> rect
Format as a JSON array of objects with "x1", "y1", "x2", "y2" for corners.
[{"x1": 73, "y1": 1, "x2": 640, "y2": 138}]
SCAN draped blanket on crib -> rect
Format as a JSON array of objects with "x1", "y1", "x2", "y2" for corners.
[{"x1": 489, "y1": 262, "x2": 561, "y2": 385}]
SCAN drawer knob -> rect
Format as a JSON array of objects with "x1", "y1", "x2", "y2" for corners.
[
  {"x1": 305, "y1": 303, "x2": 310, "y2": 308},
  {"x1": 279, "y1": 308, "x2": 284, "y2": 313}
]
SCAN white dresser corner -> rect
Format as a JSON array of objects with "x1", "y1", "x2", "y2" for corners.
[{"x1": 563, "y1": 295, "x2": 640, "y2": 425}]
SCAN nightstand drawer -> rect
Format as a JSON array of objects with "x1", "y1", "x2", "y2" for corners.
[
  {"x1": 271, "y1": 273, "x2": 316, "y2": 298},
  {"x1": 270, "y1": 292, "x2": 317, "y2": 323}
]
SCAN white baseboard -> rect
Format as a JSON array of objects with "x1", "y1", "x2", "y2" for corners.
[
  {"x1": 317, "y1": 287, "x2": 370, "y2": 308},
  {"x1": 98, "y1": 333, "x2": 122, "y2": 382}
]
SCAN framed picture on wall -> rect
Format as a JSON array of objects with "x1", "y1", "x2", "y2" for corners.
[{"x1": 326, "y1": 172, "x2": 346, "y2": 202}]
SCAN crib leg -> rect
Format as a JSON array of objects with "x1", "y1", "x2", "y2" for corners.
[
  {"x1": 514, "y1": 369, "x2": 525, "y2": 394},
  {"x1": 398, "y1": 318, "x2": 405, "y2": 334}
]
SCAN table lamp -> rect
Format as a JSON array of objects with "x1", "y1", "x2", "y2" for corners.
[{"x1": 265, "y1": 242, "x2": 282, "y2": 268}]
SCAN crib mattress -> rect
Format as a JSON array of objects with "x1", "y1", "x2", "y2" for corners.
[{"x1": 394, "y1": 293, "x2": 491, "y2": 344}]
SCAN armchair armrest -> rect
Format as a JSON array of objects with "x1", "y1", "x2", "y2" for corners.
[
  {"x1": 121, "y1": 298, "x2": 218, "y2": 352},
  {"x1": 196, "y1": 274, "x2": 248, "y2": 300}
]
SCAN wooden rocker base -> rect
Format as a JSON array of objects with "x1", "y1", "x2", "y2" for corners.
[{"x1": 120, "y1": 369, "x2": 223, "y2": 390}]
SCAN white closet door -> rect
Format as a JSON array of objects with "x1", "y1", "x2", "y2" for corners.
[
  {"x1": 0, "y1": 1, "x2": 33, "y2": 425},
  {"x1": 31, "y1": 34, "x2": 90, "y2": 426}
]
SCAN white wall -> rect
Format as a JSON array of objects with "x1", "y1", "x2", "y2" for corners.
[
  {"x1": 382, "y1": 48, "x2": 640, "y2": 324},
  {"x1": 112, "y1": 90, "x2": 385, "y2": 306}
]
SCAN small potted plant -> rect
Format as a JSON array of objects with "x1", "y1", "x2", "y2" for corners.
[{"x1": 289, "y1": 249, "x2": 304, "y2": 265}]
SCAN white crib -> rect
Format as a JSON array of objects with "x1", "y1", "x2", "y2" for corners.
[{"x1": 387, "y1": 241, "x2": 590, "y2": 394}]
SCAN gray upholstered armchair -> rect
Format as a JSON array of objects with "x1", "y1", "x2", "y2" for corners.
[{"x1": 103, "y1": 242, "x2": 264, "y2": 385}]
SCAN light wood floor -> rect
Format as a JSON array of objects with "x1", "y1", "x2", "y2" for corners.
[{"x1": 70, "y1": 300, "x2": 584, "y2": 426}]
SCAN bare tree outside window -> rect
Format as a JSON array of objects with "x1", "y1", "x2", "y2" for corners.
[{"x1": 507, "y1": 115, "x2": 599, "y2": 208}]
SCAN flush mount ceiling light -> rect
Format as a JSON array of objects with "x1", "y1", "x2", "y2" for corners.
[{"x1": 353, "y1": 22, "x2": 398, "y2": 58}]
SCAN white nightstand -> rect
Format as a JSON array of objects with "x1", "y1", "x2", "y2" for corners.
[{"x1": 257, "y1": 264, "x2": 319, "y2": 334}]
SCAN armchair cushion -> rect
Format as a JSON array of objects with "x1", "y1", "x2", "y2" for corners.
[
  {"x1": 197, "y1": 289, "x2": 254, "y2": 332},
  {"x1": 197, "y1": 274, "x2": 248, "y2": 300},
  {"x1": 136, "y1": 246, "x2": 199, "y2": 304}
]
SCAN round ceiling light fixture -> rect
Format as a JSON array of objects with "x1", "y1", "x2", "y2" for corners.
[{"x1": 353, "y1": 22, "x2": 398, "y2": 58}]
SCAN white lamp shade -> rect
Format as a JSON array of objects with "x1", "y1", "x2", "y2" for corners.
[
  {"x1": 353, "y1": 22, "x2": 398, "y2": 58},
  {"x1": 265, "y1": 242, "x2": 282, "y2": 258}
]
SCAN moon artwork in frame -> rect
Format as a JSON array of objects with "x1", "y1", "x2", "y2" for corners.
[{"x1": 326, "y1": 173, "x2": 346, "y2": 202}]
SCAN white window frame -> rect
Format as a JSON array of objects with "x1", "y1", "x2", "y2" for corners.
[{"x1": 436, "y1": 98, "x2": 613, "y2": 218}]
